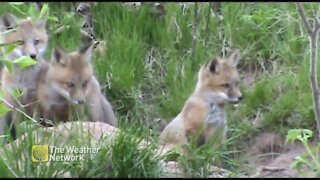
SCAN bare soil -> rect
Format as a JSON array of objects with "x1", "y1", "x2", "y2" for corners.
[{"x1": 244, "y1": 132, "x2": 317, "y2": 178}]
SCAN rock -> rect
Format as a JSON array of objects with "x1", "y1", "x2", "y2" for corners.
[{"x1": 160, "y1": 161, "x2": 183, "y2": 178}]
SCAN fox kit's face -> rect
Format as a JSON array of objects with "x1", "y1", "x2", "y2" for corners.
[
  {"x1": 47, "y1": 43, "x2": 94, "y2": 105},
  {"x1": 197, "y1": 49, "x2": 243, "y2": 105},
  {"x1": 0, "y1": 13, "x2": 48, "y2": 60}
]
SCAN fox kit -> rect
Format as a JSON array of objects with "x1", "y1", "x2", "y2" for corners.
[
  {"x1": 36, "y1": 43, "x2": 117, "y2": 126},
  {"x1": 159, "y1": 49, "x2": 243, "y2": 155},
  {"x1": 0, "y1": 13, "x2": 48, "y2": 140}
]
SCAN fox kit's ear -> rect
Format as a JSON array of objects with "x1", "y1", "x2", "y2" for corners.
[
  {"x1": 227, "y1": 49, "x2": 240, "y2": 67},
  {"x1": 36, "y1": 10, "x2": 48, "y2": 29},
  {"x1": 36, "y1": 20, "x2": 46, "y2": 29},
  {"x1": 0, "y1": 13, "x2": 18, "y2": 30},
  {"x1": 52, "y1": 47, "x2": 67, "y2": 66},
  {"x1": 207, "y1": 58, "x2": 221, "y2": 74},
  {"x1": 79, "y1": 42, "x2": 94, "y2": 63}
]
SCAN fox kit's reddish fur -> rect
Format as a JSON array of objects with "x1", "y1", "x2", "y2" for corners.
[
  {"x1": 36, "y1": 43, "x2": 117, "y2": 126},
  {"x1": 0, "y1": 13, "x2": 48, "y2": 139},
  {"x1": 159, "y1": 49, "x2": 243, "y2": 155}
]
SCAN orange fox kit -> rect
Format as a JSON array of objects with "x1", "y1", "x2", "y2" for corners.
[
  {"x1": 0, "y1": 13, "x2": 48, "y2": 140},
  {"x1": 159, "y1": 49, "x2": 243, "y2": 155},
  {"x1": 36, "y1": 43, "x2": 117, "y2": 126}
]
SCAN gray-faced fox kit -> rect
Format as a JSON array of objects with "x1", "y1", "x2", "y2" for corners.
[
  {"x1": 36, "y1": 43, "x2": 117, "y2": 127},
  {"x1": 159, "y1": 49, "x2": 243, "y2": 155},
  {"x1": 0, "y1": 13, "x2": 48, "y2": 140}
]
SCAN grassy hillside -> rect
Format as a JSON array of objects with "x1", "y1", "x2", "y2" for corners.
[{"x1": 0, "y1": 2, "x2": 319, "y2": 177}]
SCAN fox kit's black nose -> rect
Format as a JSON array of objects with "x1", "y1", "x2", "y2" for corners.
[
  {"x1": 238, "y1": 95, "x2": 244, "y2": 101},
  {"x1": 30, "y1": 54, "x2": 37, "y2": 59}
]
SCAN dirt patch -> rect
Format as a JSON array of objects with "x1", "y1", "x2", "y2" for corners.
[
  {"x1": 248, "y1": 132, "x2": 285, "y2": 157},
  {"x1": 244, "y1": 132, "x2": 317, "y2": 178}
]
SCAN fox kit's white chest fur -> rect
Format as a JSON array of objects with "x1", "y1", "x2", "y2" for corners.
[
  {"x1": 202, "y1": 92, "x2": 228, "y2": 141},
  {"x1": 203, "y1": 91, "x2": 227, "y2": 125},
  {"x1": 204, "y1": 102, "x2": 226, "y2": 126}
]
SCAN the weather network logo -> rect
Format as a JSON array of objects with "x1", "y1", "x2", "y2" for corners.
[{"x1": 32, "y1": 145, "x2": 49, "y2": 163}]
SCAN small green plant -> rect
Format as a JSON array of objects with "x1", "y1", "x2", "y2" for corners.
[
  {"x1": 286, "y1": 129, "x2": 320, "y2": 177},
  {"x1": 8, "y1": 2, "x2": 56, "y2": 22}
]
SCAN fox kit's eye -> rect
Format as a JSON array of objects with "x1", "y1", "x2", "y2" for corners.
[
  {"x1": 66, "y1": 82, "x2": 75, "y2": 88},
  {"x1": 221, "y1": 83, "x2": 230, "y2": 89},
  {"x1": 34, "y1": 39, "x2": 40, "y2": 45},
  {"x1": 16, "y1": 40, "x2": 24, "y2": 45},
  {"x1": 82, "y1": 81, "x2": 88, "y2": 88}
]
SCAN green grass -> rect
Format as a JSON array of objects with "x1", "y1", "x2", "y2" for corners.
[{"x1": 0, "y1": 2, "x2": 320, "y2": 178}]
